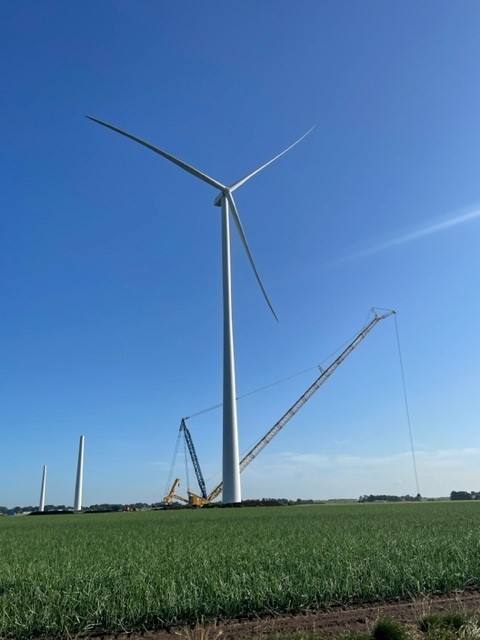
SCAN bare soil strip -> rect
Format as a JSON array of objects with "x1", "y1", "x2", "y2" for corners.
[{"x1": 95, "y1": 590, "x2": 480, "y2": 640}]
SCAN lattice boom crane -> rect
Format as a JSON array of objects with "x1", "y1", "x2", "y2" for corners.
[
  {"x1": 204, "y1": 308, "x2": 395, "y2": 503},
  {"x1": 165, "y1": 308, "x2": 394, "y2": 506}
]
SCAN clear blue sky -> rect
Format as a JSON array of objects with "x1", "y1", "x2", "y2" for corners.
[{"x1": 1, "y1": 1, "x2": 479, "y2": 507}]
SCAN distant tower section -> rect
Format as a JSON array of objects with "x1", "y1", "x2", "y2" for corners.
[
  {"x1": 39, "y1": 465, "x2": 47, "y2": 512},
  {"x1": 74, "y1": 435, "x2": 85, "y2": 511}
]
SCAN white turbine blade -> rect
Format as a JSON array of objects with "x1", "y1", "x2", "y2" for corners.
[
  {"x1": 226, "y1": 191, "x2": 279, "y2": 322},
  {"x1": 229, "y1": 125, "x2": 315, "y2": 192},
  {"x1": 86, "y1": 116, "x2": 226, "y2": 191}
]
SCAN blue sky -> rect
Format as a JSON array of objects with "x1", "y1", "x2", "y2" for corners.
[{"x1": 1, "y1": 2, "x2": 479, "y2": 506}]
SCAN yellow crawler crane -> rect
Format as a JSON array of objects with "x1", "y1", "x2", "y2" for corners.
[
  {"x1": 163, "y1": 478, "x2": 187, "y2": 505},
  {"x1": 166, "y1": 308, "x2": 395, "y2": 507},
  {"x1": 186, "y1": 491, "x2": 210, "y2": 507},
  {"x1": 162, "y1": 477, "x2": 209, "y2": 507}
]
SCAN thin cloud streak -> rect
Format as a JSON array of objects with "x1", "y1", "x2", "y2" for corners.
[
  {"x1": 277, "y1": 447, "x2": 480, "y2": 469},
  {"x1": 243, "y1": 447, "x2": 480, "y2": 499},
  {"x1": 336, "y1": 206, "x2": 480, "y2": 264}
]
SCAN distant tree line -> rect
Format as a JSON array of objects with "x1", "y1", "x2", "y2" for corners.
[
  {"x1": 1, "y1": 498, "x2": 331, "y2": 514},
  {"x1": 450, "y1": 491, "x2": 480, "y2": 501},
  {"x1": 358, "y1": 494, "x2": 422, "y2": 503},
  {"x1": 238, "y1": 498, "x2": 325, "y2": 507},
  {"x1": 0, "y1": 505, "x2": 45, "y2": 515},
  {"x1": 9, "y1": 492, "x2": 480, "y2": 513},
  {"x1": 0, "y1": 502, "x2": 153, "y2": 515},
  {"x1": 5, "y1": 494, "x2": 472, "y2": 514},
  {"x1": 85, "y1": 504, "x2": 124, "y2": 512},
  {"x1": 240, "y1": 498, "x2": 291, "y2": 507}
]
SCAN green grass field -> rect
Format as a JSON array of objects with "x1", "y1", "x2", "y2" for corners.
[{"x1": 1, "y1": 502, "x2": 480, "y2": 639}]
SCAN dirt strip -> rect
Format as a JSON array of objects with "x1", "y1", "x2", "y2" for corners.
[{"x1": 95, "y1": 590, "x2": 480, "y2": 640}]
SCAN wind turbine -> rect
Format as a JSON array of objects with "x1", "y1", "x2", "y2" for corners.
[
  {"x1": 74, "y1": 435, "x2": 85, "y2": 511},
  {"x1": 39, "y1": 464, "x2": 47, "y2": 512},
  {"x1": 86, "y1": 115, "x2": 313, "y2": 503}
]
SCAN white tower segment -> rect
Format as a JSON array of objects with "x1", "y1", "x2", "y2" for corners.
[
  {"x1": 86, "y1": 116, "x2": 313, "y2": 503},
  {"x1": 39, "y1": 465, "x2": 47, "y2": 512},
  {"x1": 74, "y1": 435, "x2": 85, "y2": 511}
]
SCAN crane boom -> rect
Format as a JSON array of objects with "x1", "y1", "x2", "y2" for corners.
[
  {"x1": 181, "y1": 419, "x2": 208, "y2": 499},
  {"x1": 163, "y1": 477, "x2": 181, "y2": 504},
  {"x1": 207, "y1": 308, "x2": 394, "y2": 501}
]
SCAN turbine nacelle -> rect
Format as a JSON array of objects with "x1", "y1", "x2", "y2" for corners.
[{"x1": 214, "y1": 189, "x2": 228, "y2": 207}]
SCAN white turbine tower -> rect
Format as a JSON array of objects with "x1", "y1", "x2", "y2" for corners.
[
  {"x1": 87, "y1": 116, "x2": 313, "y2": 503},
  {"x1": 74, "y1": 435, "x2": 85, "y2": 511},
  {"x1": 39, "y1": 464, "x2": 47, "y2": 512}
]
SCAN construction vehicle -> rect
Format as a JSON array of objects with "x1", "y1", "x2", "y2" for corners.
[
  {"x1": 162, "y1": 421, "x2": 211, "y2": 506},
  {"x1": 164, "y1": 308, "x2": 395, "y2": 506},
  {"x1": 162, "y1": 476, "x2": 203, "y2": 506},
  {"x1": 163, "y1": 477, "x2": 182, "y2": 505}
]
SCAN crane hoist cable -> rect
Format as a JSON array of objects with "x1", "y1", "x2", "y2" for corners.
[
  {"x1": 164, "y1": 427, "x2": 182, "y2": 498},
  {"x1": 394, "y1": 313, "x2": 420, "y2": 496},
  {"x1": 183, "y1": 333, "x2": 368, "y2": 421},
  {"x1": 183, "y1": 430, "x2": 191, "y2": 493}
]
